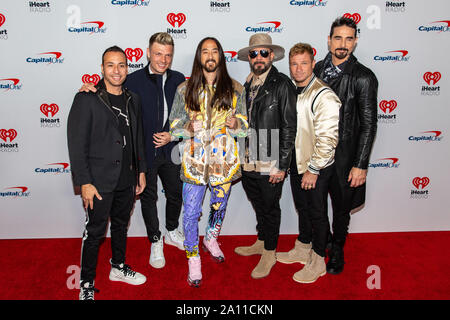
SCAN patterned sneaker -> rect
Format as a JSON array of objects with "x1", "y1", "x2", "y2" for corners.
[
  {"x1": 202, "y1": 237, "x2": 225, "y2": 263},
  {"x1": 79, "y1": 280, "x2": 99, "y2": 300},
  {"x1": 165, "y1": 229, "x2": 185, "y2": 251},
  {"x1": 187, "y1": 256, "x2": 202, "y2": 288},
  {"x1": 150, "y1": 238, "x2": 165, "y2": 269},
  {"x1": 109, "y1": 261, "x2": 147, "y2": 285}
]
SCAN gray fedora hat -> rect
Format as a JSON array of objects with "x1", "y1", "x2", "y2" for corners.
[{"x1": 237, "y1": 33, "x2": 285, "y2": 62}]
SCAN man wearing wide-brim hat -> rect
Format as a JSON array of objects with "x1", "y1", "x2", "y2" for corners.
[{"x1": 234, "y1": 33, "x2": 297, "y2": 279}]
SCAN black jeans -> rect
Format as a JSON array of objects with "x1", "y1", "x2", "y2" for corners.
[
  {"x1": 290, "y1": 165, "x2": 334, "y2": 257},
  {"x1": 80, "y1": 186, "x2": 135, "y2": 282},
  {"x1": 140, "y1": 153, "x2": 183, "y2": 242},
  {"x1": 328, "y1": 166, "x2": 354, "y2": 243},
  {"x1": 242, "y1": 172, "x2": 284, "y2": 251}
]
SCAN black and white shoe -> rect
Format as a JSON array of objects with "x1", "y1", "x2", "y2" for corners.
[
  {"x1": 79, "y1": 281, "x2": 99, "y2": 300},
  {"x1": 109, "y1": 260, "x2": 147, "y2": 285}
]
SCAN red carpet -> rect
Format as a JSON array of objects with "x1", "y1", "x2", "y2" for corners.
[{"x1": 1, "y1": 232, "x2": 449, "y2": 300}]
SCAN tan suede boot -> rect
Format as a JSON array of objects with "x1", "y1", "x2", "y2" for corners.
[
  {"x1": 276, "y1": 240, "x2": 311, "y2": 265},
  {"x1": 293, "y1": 250, "x2": 326, "y2": 284},
  {"x1": 251, "y1": 249, "x2": 276, "y2": 279},
  {"x1": 234, "y1": 239, "x2": 264, "y2": 256}
]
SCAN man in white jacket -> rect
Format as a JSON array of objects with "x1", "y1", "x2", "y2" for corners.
[{"x1": 276, "y1": 43, "x2": 341, "y2": 283}]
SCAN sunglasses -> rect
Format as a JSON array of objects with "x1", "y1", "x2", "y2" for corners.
[{"x1": 249, "y1": 49, "x2": 271, "y2": 59}]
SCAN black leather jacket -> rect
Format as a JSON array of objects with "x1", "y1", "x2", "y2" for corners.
[
  {"x1": 314, "y1": 53, "x2": 378, "y2": 207},
  {"x1": 243, "y1": 66, "x2": 297, "y2": 172}
]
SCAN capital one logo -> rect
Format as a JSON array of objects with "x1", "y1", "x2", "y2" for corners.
[
  {"x1": 423, "y1": 72, "x2": 441, "y2": 85},
  {"x1": 0, "y1": 78, "x2": 22, "y2": 91},
  {"x1": 68, "y1": 20, "x2": 107, "y2": 34},
  {"x1": 409, "y1": 130, "x2": 443, "y2": 142},
  {"x1": 246, "y1": 21, "x2": 283, "y2": 33},
  {"x1": 82, "y1": 74, "x2": 100, "y2": 85},
  {"x1": 40, "y1": 104, "x2": 59, "y2": 117},
  {"x1": 0, "y1": 13, "x2": 5, "y2": 27},
  {"x1": 379, "y1": 100, "x2": 397, "y2": 113},
  {"x1": 289, "y1": 0, "x2": 327, "y2": 7},
  {"x1": 26, "y1": 52, "x2": 64, "y2": 64},
  {"x1": 418, "y1": 20, "x2": 450, "y2": 33},
  {"x1": 167, "y1": 13, "x2": 186, "y2": 27},
  {"x1": 35, "y1": 162, "x2": 70, "y2": 174},
  {"x1": 374, "y1": 50, "x2": 410, "y2": 62},
  {"x1": 343, "y1": 13, "x2": 361, "y2": 24},
  {"x1": 125, "y1": 48, "x2": 143, "y2": 62},
  {"x1": 0, "y1": 186, "x2": 30, "y2": 198},
  {"x1": 368, "y1": 157, "x2": 399, "y2": 169},
  {"x1": 0, "y1": 129, "x2": 17, "y2": 142},
  {"x1": 224, "y1": 51, "x2": 238, "y2": 62}
]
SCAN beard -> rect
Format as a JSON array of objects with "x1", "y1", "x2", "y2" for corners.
[
  {"x1": 250, "y1": 61, "x2": 271, "y2": 76},
  {"x1": 202, "y1": 59, "x2": 218, "y2": 73},
  {"x1": 333, "y1": 48, "x2": 350, "y2": 60}
]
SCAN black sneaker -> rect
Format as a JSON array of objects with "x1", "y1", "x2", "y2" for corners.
[{"x1": 79, "y1": 281, "x2": 99, "y2": 300}]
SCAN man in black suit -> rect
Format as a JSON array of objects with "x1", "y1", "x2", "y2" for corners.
[{"x1": 67, "y1": 46, "x2": 147, "y2": 300}]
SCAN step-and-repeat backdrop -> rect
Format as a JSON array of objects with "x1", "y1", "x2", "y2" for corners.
[{"x1": 1, "y1": 0, "x2": 449, "y2": 239}]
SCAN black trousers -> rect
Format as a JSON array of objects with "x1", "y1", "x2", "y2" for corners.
[
  {"x1": 80, "y1": 186, "x2": 135, "y2": 282},
  {"x1": 242, "y1": 172, "x2": 284, "y2": 251},
  {"x1": 140, "y1": 153, "x2": 183, "y2": 242},
  {"x1": 328, "y1": 166, "x2": 354, "y2": 243},
  {"x1": 290, "y1": 165, "x2": 334, "y2": 257}
]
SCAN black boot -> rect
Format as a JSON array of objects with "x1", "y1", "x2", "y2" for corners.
[{"x1": 326, "y1": 239, "x2": 345, "y2": 275}]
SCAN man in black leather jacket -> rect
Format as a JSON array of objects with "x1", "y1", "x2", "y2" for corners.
[
  {"x1": 314, "y1": 17, "x2": 378, "y2": 275},
  {"x1": 234, "y1": 33, "x2": 297, "y2": 279}
]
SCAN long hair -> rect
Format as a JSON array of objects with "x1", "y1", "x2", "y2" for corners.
[{"x1": 185, "y1": 37, "x2": 233, "y2": 112}]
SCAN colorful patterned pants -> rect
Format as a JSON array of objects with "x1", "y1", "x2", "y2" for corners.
[{"x1": 182, "y1": 182, "x2": 231, "y2": 258}]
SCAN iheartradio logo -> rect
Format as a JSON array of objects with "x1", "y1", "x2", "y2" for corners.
[
  {"x1": 0, "y1": 129, "x2": 17, "y2": 142},
  {"x1": 0, "y1": 13, "x2": 5, "y2": 27},
  {"x1": 412, "y1": 177, "x2": 429, "y2": 189},
  {"x1": 379, "y1": 100, "x2": 397, "y2": 113},
  {"x1": 343, "y1": 13, "x2": 361, "y2": 24},
  {"x1": 167, "y1": 13, "x2": 186, "y2": 28},
  {"x1": 40, "y1": 104, "x2": 59, "y2": 117},
  {"x1": 125, "y1": 48, "x2": 143, "y2": 62},
  {"x1": 82, "y1": 74, "x2": 100, "y2": 85},
  {"x1": 423, "y1": 72, "x2": 441, "y2": 85}
]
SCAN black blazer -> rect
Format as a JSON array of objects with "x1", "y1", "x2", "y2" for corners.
[{"x1": 67, "y1": 82, "x2": 147, "y2": 193}]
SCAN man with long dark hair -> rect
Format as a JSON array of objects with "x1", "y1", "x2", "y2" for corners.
[
  {"x1": 314, "y1": 17, "x2": 378, "y2": 275},
  {"x1": 169, "y1": 37, "x2": 248, "y2": 287}
]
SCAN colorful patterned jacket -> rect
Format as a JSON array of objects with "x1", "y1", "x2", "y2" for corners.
[{"x1": 169, "y1": 79, "x2": 248, "y2": 186}]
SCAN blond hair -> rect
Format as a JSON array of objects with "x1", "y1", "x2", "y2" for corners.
[
  {"x1": 289, "y1": 43, "x2": 314, "y2": 61},
  {"x1": 149, "y1": 32, "x2": 174, "y2": 48}
]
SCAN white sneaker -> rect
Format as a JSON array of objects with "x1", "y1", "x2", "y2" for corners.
[
  {"x1": 165, "y1": 229, "x2": 185, "y2": 251},
  {"x1": 109, "y1": 262, "x2": 146, "y2": 285},
  {"x1": 150, "y1": 238, "x2": 165, "y2": 268}
]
